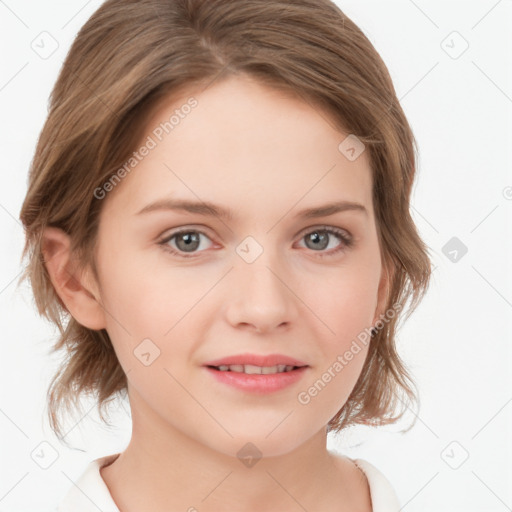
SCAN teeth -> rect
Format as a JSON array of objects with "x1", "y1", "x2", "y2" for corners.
[
  {"x1": 245, "y1": 364, "x2": 264, "y2": 374},
  {"x1": 215, "y1": 364, "x2": 298, "y2": 374}
]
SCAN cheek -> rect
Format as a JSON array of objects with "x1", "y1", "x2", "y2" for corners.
[
  {"x1": 306, "y1": 262, "x2": 380, "y2": 341},
  {"x1": 95, "y1": 252, "x2": 212, "y2": 376},
  {"x1": 294, "y1": 276, "x2": 375, "y2": 418},
  {"x1": 294, "y1": 263, "x2": 378, "y2": 407},
  {"x1": 330, "y1": 282, "x2": 377, "y2": 339},
  {"x1": 96, "y1": 246, "x2": 194, "y2": 331}
]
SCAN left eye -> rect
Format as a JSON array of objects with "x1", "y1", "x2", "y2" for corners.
[
  {"x1": 158, "y1": 226, "x2": 353, "y2": 258},
  {"x1": 296, "y1": 227, "x2": 353, "y2": 255}
]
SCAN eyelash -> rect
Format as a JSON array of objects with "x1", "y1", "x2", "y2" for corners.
[{"x1": 157, "y1": 225, "x2": 354, "y2": 259}]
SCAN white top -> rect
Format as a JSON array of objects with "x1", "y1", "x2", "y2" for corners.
[{"x1": 56, "y1": 452, "x2": 401, "y2": 511}]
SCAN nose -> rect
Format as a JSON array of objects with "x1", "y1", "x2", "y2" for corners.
[{"x1": 224, "y1": 254, "x2": 297, "y2": 334}]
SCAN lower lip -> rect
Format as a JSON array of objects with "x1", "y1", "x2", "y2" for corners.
[{"x1": 204, "y1": 366, "x2": 309, "y2": 393}]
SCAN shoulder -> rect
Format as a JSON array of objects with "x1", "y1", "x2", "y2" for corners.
[
  {"x1": 351, "y1": 457, "x2": 401, "y2": 512},
  {"x1": 55, "y1": 453, "x2": 121, "y2": 512}
]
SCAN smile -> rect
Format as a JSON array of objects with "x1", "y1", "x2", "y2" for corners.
[
  {"x1": 205, "y1": 365, "x2": 309, "y2": 393},
  {"x1": 209, "y1": 364, "x2": 303, "y2": 374}
]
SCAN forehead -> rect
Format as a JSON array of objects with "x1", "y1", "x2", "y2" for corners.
[{"x1": 103, "y1": 74, "x2": 374, "y2": 221}]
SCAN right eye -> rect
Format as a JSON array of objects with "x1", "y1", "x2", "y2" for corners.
[{"x1": 158, "y1": 228, "x2": 214, "y2": 258}]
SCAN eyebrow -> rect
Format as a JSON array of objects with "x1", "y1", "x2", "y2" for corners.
[{"x1": 136, "y1": 198, "x2": 368, "y2": 221}]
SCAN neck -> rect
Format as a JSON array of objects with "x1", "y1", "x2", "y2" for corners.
[{"x1": 100, "y1": 390, "x2": 358, "y2": 512}]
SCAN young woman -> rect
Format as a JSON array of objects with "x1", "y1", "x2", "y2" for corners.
[{"x1": 19, "y1": 1, "x2": 432, "y2": 510}]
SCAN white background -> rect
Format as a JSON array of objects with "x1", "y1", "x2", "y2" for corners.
[{"x1": 0, "y1": 1, "x2": 511, "y2": 511}]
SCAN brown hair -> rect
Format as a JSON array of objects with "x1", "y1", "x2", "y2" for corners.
[{"x1": 19, "y1": 0, "x2": 432, "y2": 442}]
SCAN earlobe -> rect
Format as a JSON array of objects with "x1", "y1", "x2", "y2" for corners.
[{"x1": 41, "y1": 226, "x2": 106, "y2": 330}]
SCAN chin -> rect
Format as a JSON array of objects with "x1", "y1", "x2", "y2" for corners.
[{"x1": 207, "y1": 426, "x2": 313, "y2": 461}]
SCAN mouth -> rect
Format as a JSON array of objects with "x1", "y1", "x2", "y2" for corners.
[
  {"x1": 202, "y1": 353, "x2": 309, "y2": 375},
  {"x1": 203, "y1": 362, "x2": 309, "y2": 393},
  {"x1": 206, "y1": 364, "x2": 306, "y2": 375}
]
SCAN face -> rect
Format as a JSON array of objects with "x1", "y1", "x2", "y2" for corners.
[{"x1": 88, "y1": 74, "x2": 387, "y2": 457}]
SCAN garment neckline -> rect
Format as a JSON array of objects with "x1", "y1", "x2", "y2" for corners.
[{"x1": 60, "y1": 451, "x2": 400, "y2": 512}]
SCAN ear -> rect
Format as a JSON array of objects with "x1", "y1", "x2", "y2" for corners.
[
  {"x1": 41, "y1": 226, "x2": 107, "y2": 330},
  {"x1": 372, "y1": 260, "x2": 392, "y2": 327}
]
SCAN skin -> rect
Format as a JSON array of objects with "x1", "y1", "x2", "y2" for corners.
[{"x1": 43, "y1": 73, "x2": 391, "y2": 512}]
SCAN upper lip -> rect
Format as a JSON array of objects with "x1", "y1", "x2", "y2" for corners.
[{"x1": 203, "y1": 353, "x2": 308, "y2": 368}]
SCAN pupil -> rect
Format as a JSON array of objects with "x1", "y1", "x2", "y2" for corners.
[
  {"x1": 177, "y1": 232, "x2": 200, "y2": 252},
  {"x1": 307, "y1": 231, "x2": 328, "y2": 250}
]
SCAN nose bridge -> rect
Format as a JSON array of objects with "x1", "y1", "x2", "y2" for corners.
[
  {"x1": 225, "y1": 238, "x2": 296, "y2": 331},
  {"x1": 237, "y1": 243, "x2": 288, "y2": 301}
]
